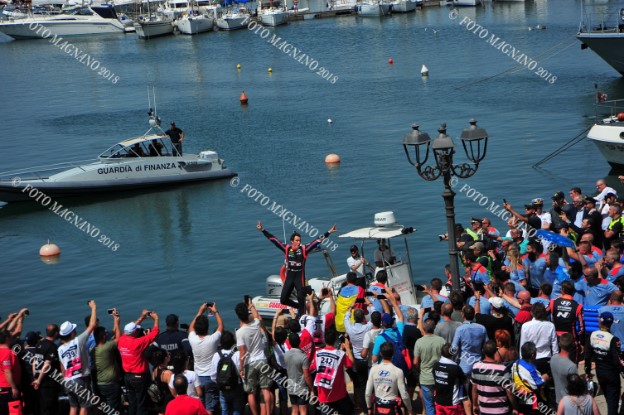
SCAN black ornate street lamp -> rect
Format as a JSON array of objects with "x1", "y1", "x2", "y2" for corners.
[{"x1": 402, "y1": 119, "x2": 489, "y2": 292}]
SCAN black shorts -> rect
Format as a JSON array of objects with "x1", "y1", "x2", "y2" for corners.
[{"x1": 290, "y1": 394, "x2": 308, "y2": 405}]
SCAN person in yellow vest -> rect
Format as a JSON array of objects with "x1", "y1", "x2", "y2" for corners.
[{"x1": 605, "y1": 204, "x2": 624, "y2": 250}]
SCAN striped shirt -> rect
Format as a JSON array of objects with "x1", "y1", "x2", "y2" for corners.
[{"x1": 471, "y1": 361, "x2": 511, "y2": 415}]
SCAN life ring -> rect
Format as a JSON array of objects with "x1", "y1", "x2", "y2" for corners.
[{"x1": 280, "y1": 264, "x2": 286, "y2": 282}]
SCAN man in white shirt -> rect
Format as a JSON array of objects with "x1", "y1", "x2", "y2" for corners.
[
  {"x1": 188, "y1": 302, "x2": 223, "y2": 413},
  {"x1": 57, "y1": 300, "x2": 97, "y2": 415},
  {"x1": 235, "y1": 300, "x2": 271, "y2": 415},
  {"x1": 519, "y1": 302, "x2": 558, "y2": 377},
  {"x1": 595, "y1": 178, "x2": 618, "y2": 209},
  {"x1": 347, "y1": 245, "x2": 373, "y2": 277}
]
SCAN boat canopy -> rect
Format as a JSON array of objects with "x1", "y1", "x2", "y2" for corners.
[{"x1": 99, "y1": 134, "x2": 174, "y2": 159}]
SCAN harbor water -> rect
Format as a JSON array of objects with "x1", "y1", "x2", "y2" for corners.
[{"x1": 0, "y1": 0, "x2": 622, "y2": 330}]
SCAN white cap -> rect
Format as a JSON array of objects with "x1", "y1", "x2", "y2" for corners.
[{"x1": 124, "y1": 322, "x2": 141, "y2": 335}]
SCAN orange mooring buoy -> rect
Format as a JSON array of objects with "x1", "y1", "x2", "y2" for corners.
[
  {"x1": 240, "y1": 91, "x2": 248, "y2": 105},
  {"x1": 325, "y1": 154, "x2": 341, "y2": 164}
]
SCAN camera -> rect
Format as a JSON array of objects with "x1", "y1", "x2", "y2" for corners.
[
  {"x1": 321, "y1": 287, "x2": 329, "y2": 297},
  {"x1": 145, "y1": 312, "x2": 152, "y2": 317},
  {"x1": 244, "y1": 295, "x2": 251, "y2": 306},
  {"x1": 107, "y1": 309, "x2": 119, "y2": 316},
  {"x1": 24, "y1": 310, "x2": 30, "y2": 316},
  {"x1": 338, "y1": 334, "x2": 345, "y2": 343},
  {"x1": 206, "y1": 302, "x2": 214, "y2": 308},
  {"x1": 416, "y1": 285, "x2": 425, "y2": 291},
  {"x1": 180, "y1": 323, "x2": 189, "y2": 330}
]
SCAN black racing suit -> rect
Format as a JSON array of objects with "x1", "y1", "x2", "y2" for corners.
[
  {"x1": 585, "y1": 329, "x2": 624, "y2": 415},
  {"x1": 262, "y1": 230, "x2": 326, "y2": 315}
]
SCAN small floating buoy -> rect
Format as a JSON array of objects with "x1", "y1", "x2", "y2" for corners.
[
  {"x1": 325, "y1": 154, "x2": 341, "y2": 164},
  {"x1": 618, "y1": 113, "x2": 624, "y2": 122},
  {"x1": 388, "y1": 58, "x2": 393, "y2": 64},
  {"x1": 236, "y1": 63, "x2": 241, "y2": 70},
  {"x1": 327, "y1": 118, "x2": 333, "y2": 124},
  {"x1": 268, "y1": 67, "x2": 272, "y2": 73},
  {"x1": 40, "y1": 241, "x2": 60, "y2": 257},
  {"x1": 240, "y1": 91, "x2": 248, "y2": 105},
  {"x1": 421, "y1": 64, "x2": 429, "y2": 77}
]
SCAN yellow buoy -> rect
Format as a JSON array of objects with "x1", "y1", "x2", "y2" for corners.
[
  {"x1": 325, "y1": 154, "x2": 341, "y2": 164},
  {"x1": 268, "y1": 67, "x2": 273, "y2": 73},
  {"x1": 236, "y1": 64, "x2": 241, "y2": 70}
]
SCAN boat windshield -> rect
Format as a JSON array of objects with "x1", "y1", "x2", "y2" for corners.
[{"x1": 99, "y1": 137, "x2": 173, "y2": 159}]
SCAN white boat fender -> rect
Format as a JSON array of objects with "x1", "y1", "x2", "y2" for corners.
[{"x1": 421, "y1": 64, "x2": 429, "y2": 76}]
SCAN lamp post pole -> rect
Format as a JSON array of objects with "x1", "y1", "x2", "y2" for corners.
[
  {"x1": 402, "y1": 120, "x2": 489, "y2": 293},
  {"x1": 442, "y1": 169, "x2": 462, "y2": 292}
]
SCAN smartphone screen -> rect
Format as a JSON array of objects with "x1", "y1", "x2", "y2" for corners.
[{"x1": 107, "y1": 309, "x2": 114, "y2": 315}]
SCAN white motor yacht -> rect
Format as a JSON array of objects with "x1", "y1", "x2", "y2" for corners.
[
  {"x1": 0, "y1": 6, "x2": 125, "y2": 39},
  {"x1": 0, "y1": 112, "x2": 236, "y2": 203}
]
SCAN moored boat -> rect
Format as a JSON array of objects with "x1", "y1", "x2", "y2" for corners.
[
  {"x1": 357, "y1": 0, "x2": 390, "y2": 16},
  {"x1": 216, "y1": 7, "x2": 248, "y2": 30},
  {"x1": 389, "y1": 0, "x2": 416, "y2": 13},
  {"x1": 0, "y1": 6, "x2": 125, "y2": 40},
  {"x1": 175, "y1": 10, "x2": 214, "y2": 33},
  {"x1": 0, "y1": 112, "x2": 236, "y2": 203},
  {"x1": 577, "y1": 9, "x2": 624, "y2": 76},
  {"x1": 259, "y1": 7, "x2": 287, "y2": 26},
  {"x1": 586, "y1": 98, "x2": 624, "y2": 169}
]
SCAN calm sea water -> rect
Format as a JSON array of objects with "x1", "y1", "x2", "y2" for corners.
[{"x1": 1, "y1": 0, "x2": 623, "y2": 331}]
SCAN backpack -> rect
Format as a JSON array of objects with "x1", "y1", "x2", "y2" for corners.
[
  {"x1": 380, "y1": 331, "x2": 412, "y2": 376},
  {"x1": 146, "y1": 367, "x2": 164, "y2": 404},
  {"x1": 216, "y1": 350, "x2": 239, "y2": 391}
]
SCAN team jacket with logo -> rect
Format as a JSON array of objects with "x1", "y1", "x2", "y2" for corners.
[{"x1": 584, "y1": 329, "x2": 624, "y2": 377}]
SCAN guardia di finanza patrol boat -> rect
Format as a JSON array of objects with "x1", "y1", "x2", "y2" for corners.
[{"x1": 0, "y1": 112, "x2": 236, "y2": 202}]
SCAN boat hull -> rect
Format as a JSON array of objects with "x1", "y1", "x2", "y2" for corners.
[
  {"x1": 0, "y1": 19, "x2": 124, "y2": 39},
  {"x1": 0, "y1": 166, "x2": 237, "y2": 202},
  {"x1": 577, "y1": 33, "x2": 624, "y2": 76},
  {"x1": 588, "y1": 123, "x2": 624, "y2": 168},
  {"x1": 259, "y1": 11, "x2": 287, "y2": 26},
  {"x1": 391, "y1": 0, "x2": 416, "y2": 12},
  {"x1": 216, "y1": 15, "x2": 247, "y2": 30},
  {"x1": 135, "y1": 20, "x2": 174, "y2": 38},
  {"x1": 176, "y1": 15, "x2": 213, "y2": 34}
]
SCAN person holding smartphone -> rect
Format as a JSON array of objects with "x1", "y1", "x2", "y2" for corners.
[{"x1": 258, "y1": 220, "x2": 337, "y2": 316}]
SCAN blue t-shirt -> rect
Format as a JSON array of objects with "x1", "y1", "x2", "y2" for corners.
[
  {"x1": 576, "y1": 280, "x2": 618, "y2": 306},
  {"x1": 607, "y1": 265, "x2": 624, "y2": 283},
  {"x1": 531, "y1": 297, "x2": 550, "y2": 309},
  {"x1": 547, "y1": 266, "x2": 571, "y2": 299},
  {"x1": 503, "y1": 298, "x2": 520, "y2": 317},
  {"x1": 469, "y1": 296, "x2": 491, "y2": 315},
  {"x1": 451, "y1": 321, "x2": 488, "y2": 375},
  {"x1": 599, "y1": 305, "x2": 624, "y2": 351},
  {"x1": 421, "y1": 293, "x2": 449, "y2": 320},
  {"x1": 372, "y1": 322, "x2": 405, "y2": 359},
  {"x1": 522, "y1": 255, "x2": 547, "y2": 290}
]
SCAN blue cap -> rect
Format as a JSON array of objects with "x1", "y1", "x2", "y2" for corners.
[
  {"x1": 381, "y1": 313, "x2": 394, "y2": 327},
  {"x1": 600, "y1": 312, "x2": 614, "y2": 324}
]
